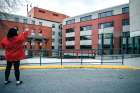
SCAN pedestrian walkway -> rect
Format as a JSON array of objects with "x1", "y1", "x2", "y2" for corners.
[{"x1": 0, "y1": 57, "x2": 140, "y2": 70}]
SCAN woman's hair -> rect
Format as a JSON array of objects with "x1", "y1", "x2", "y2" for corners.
[{"x1": 7, "y1": 28, "x2": 18, "y2": 38}]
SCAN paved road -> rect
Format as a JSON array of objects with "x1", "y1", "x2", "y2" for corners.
[{"x1": 0, "y1": 69, "x2": 140, "y2": 93}]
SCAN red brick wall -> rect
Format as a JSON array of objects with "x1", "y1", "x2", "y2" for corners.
[{"x1": 28, "y1": 7, "x2": 69, "y2": 23}]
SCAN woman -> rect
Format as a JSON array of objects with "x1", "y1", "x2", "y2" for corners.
[{"x1": 1, "y1": 27, "x2": 29, "y2": 85}]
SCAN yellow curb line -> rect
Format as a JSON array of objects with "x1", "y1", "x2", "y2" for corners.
[{"x1": 0, "y1": 65, "x2": 140, "y2": 71}]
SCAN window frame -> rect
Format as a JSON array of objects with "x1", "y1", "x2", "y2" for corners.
[
  {"x1": 80, "y1": 25, "x2": 93, "y2": 31},
  {"x1": 31, "y1": 20, "x2": 35, "y2": 24},
  {"x1": 66, "y1": 28, "x2": 74, "y2": 33},
  {"x1": 66, "y1": 45, "x2": 75, "y2": 49},
  {"x1": 15, "y1": 17, "x2": 19, "y2": 22},
  {"x1": 39, "y1": 22, "x2": 43, "y2": 26},
  {"x1": 80, "y1": 35, "x2": 92, "y2": 40},
  {"x1": 66, "y1": 37, "x2": 75, "y2": 41},
  {"x1": 122, "y1": 19, "x2": 129, "y2": 26},
  {"x1": 98, "y1": 10, "x2": 113, "y2": 18},
  {"x1": 99, "y1": 22, "x2": 114, "y2": 29},
  {"x1": 80, "y1": 15, "x2": 92, "y2": 22},
  {"x1": 122, "y1": 7, "x2": 129, "y2": 14},
  {"x1": 80, "y1": 45, "x2": 92, "y2": 49},
  {"x1": 66, "y1": 19, "x2": 75, "y2": 25},
  {"x1": 23, "y1": 19, "x2": 28, "y2": 24}
]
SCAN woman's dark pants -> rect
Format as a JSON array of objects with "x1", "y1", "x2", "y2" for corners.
[{"x1": 5, "y1": 61, "x2": 20, "y2": 81}]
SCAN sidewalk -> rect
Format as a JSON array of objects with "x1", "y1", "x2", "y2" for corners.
[{"x1": 0, "y1": 57, "x2": 140, "y2": 70}]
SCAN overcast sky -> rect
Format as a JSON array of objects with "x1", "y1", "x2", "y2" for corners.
[{"x1": 16, "y1": 0, "x2": 129, "y2": 17}]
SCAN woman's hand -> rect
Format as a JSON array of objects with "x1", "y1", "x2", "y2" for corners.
[{"x1": 24, "y1": 28, "x2": 29, "y2": 32}]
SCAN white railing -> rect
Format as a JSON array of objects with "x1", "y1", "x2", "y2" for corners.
[
  {"x1": 66, "y1": 41, "x2": 75, "y2": 45},
  {"x1": 80, "y1": 30, "x2": 92, "y2": 36},
  {"x1": 80, "y1": 40, "x2": 92, "y2": 45},
  {"x1": 99, "y1": 27, "x2": 114, "y2": 34},
  {"x1": 66, "y1": 32, "x2": 75, "y2": 37}
]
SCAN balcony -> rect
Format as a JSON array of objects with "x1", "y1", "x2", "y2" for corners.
[
  {"x1": 99, "y1": 27, "x2": 114, "y2": 34},
  {"x1": 80, "y1": 40, "x2": 92, "y2": 45},
  {"x1": 99, "y1": 39, "x2": 112, "y2": 45},
  {"x1": 52, "y1": 42, "x2": 55, "y2": 46},
  {"x1": 80, "y1": 30, "x2": 92, "y2": 36},
  {"x1": 66, "y1": 41, "x2": 75, "y2": 45},
  {"x1": 66, "y1": 32, "x2": 75, "y2": 37}
]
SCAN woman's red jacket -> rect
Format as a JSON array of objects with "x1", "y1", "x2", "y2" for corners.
[{"x1": 1, "y1": 32, "x2": 29, "y2": 62}]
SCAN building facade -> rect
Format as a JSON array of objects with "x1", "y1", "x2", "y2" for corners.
[
  {"x1": 62, "y1": 4, "x2": 139, "y2": 55},
  {"x1": 28, "y1": 7, "x2": 69, "y2": 53},
  {"x1": 0, "y1": 7, "x2": 69, "y2": 57}
]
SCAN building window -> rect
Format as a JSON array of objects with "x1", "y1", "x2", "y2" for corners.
[
  {"x1": 122, "y1": 19, "x2": 129, "y2": 26},
  {"x1": 59, "y1": 32, "x2": 62, "y2": 36},
  {"x1": 38, "y1": 10, "x2": 45, "y2": 13},
  {"x1": 103, "y1": 45, "x2": 111, "y2": 48},
  {"x1": 52, "y1": 46, "x2": 54, "y2": 49},
  {"x1": 122, "y1": 7, "x2": 129, "y2": 13},
  {"x1": 80, "y1": 25, "x2": 93, "y2": 31},
  {"x1": 15, "y1": 17, "x2": 19, "y2": 22},
  {"x1": 66, "y1": 37, "x2": 75, "y2": 41},
  {"x1": 52, "y1": 39, "x2": 55, "y2": 42},
  {"x1": 66, "y1": 45, "x2": 75, "y2": 49},
  {"x1": 31, "y1": 20, "x2": 35, "y2": 24},
  {"x1": 99, "y1": 22, "x2": 114, "y2": 29},
  {"x1": 80, "y1": 35, "x2": 92, "y2": 40},
  {"x1": 59, "y1": 24, "x2": 62, "y2": 29},
  {"x1": 53, "y1": 13, "x2": 58, "y2": 16},
  {"x1": 59, "y1": 39, "x2": 62, "y2": 44},
  {"x1": 39, "y1": 22, "x2": 43, "y2": 26},
  {"x1": 53, "y1": 31, "x2": 55, "y2": 35},
  {"x1": 99, "y1": 33, "x2": 113, "y2": 39},
  {"x1": 123, "y1": 32, "x2": 130, "y2": 37},
  {"x1": 66, "y1": 28, "x2": 74, "y2": 33},
  {"x1": 23, "y1": 19, "x2": 27, "y2": 24},
  {"x1": 52, "y1": 24, "x2": 55, "y2": 28},
  {"x1": 0, "y1": 15, "x2": 2, "y2": 20},
  {"x1": 80, "y1": 15, "x2": 92, "y2": 22},
  {"x1": 80, "y1": 45, "x2": 92, "y2": 49},
  {"x1": 98, "y1": 11, "x2": 113, "y2": 18},
  {"x1": 66, "y1": 19, "x2": 75, "y2": 24}
]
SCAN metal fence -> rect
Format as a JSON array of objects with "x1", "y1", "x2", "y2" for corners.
[{"x1": 1, "y1": 48, "x2": 140, "y2": 66}]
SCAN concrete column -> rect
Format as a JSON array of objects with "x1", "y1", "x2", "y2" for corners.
[
  {"x1": 130, "y1": 0, "x2": 140, "y2": 37},
  {"x1": 110, "y1": 33, "x2": 113, "y2": 54}
]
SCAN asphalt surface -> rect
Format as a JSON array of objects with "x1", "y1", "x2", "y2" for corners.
[{"x1": 0, "y1": 69, "x2": 140, "y2": 93}]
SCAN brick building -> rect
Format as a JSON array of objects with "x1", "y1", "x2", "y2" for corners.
[
  {"x1": 28, "y1": 7, "x2": 69, "y2": 56},
  {"x1": 0, "y1": 7, "x2": 69, "y2": 57},
  {"x1": 28, "y1": 7, "x2": 69, "y2": 23},
  {"x1": 62, "y1": 4, "x2": 140, "y2": 55}
]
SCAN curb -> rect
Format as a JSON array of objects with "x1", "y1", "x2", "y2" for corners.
[{"x1": 0, "y1": 65, "x2": 140, "y2": 71}]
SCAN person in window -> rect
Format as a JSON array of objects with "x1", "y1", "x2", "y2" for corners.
[{"x1": 1, "y1": 27, "x2": 29, "y2": 85}]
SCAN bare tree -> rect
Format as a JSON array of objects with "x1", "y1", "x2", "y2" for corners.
[{"x1": 0, "y1": 0, "x2": 28, "y2": 13}]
